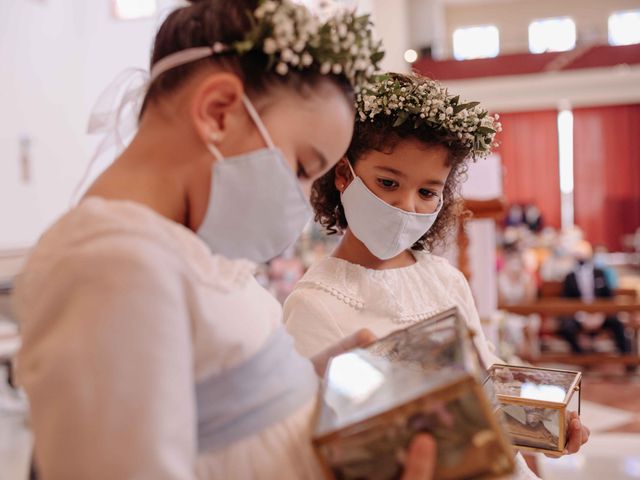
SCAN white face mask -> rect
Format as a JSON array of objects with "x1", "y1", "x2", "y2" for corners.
[
  {"x1": 340, "y1": 161, "x2": 442, "y2": 260},
  {"x1": 197, "y1": 95, "x2": 312, "y2": 263}
]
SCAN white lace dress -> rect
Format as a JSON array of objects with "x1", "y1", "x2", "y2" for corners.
[
  {"x1": 13, "y1": 198, "x2": 323, "y2": 480},
  {"x1": 283, "y1": 252, "x2": 541, "y2": 480}
]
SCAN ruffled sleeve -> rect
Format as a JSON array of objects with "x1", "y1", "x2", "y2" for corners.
[
  {"x1": 283, "y1": 288, "x2": 345, "y2": 358},
  {"x1": 15, "y1": 233, "x2": 197, "y2": 480},
  {"x1": 446, "y1": 265, "x2": 504, "y2": 367}
]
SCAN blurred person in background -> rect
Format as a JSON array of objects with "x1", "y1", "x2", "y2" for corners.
[{"x1": 558, "y1": 241, "x2": 632, "y2": 359}]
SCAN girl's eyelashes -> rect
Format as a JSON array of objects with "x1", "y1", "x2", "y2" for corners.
[
  {"x1": 377, "y1": 178, "x2": 398, "y2": 190},
  {"x1": 296, "y1": 161, "x2": 310, "y2": 180},
  {"x1": 419, "y1": 188, "x2": 439, "y2": 199}
]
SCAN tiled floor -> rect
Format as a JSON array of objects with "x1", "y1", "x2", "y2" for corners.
[
  {"x1": 538, "y1": 371, "x2": 640, "y2": 479},
  {"x1": 539, "y1": 433, "x2": 640, "y2": 479}
]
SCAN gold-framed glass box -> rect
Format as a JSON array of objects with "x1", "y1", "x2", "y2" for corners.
[
  {"x1": 312, "y1": 308, "x2": 515, "y2": 480},
  {"x1": 486, "y1": 364, "x2": 582, "y2": 454}
]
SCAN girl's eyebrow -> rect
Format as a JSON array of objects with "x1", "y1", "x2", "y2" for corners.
[
  {"x1": 424, "y1": 179, "x2": 445, "y2": 187},
  {"x1": 374, "y1": 166, "x2": 445, "y2": 187},
  {"x1": 374, "y1": 165, "x2": 406, "y2": 178},
  {"x1": 310, "y1": 146, "x2": 329, "y2": 175}
]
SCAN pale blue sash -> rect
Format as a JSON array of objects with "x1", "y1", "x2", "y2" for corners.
[{"x1": 196, "y1": 327, "x2": 318, "y2": 452}]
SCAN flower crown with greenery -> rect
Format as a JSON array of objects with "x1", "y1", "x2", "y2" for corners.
[
  {"x1": 356, "y1": 73, "x2": 501, "y2": 158},
  {"x1": 209, "y1": 0, "x2": 385, "y2": 90}
]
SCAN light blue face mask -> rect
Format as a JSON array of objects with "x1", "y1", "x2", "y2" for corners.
[
  {"x1": 197, "y1": 96, "x2": 312, "y2": 263},
  {"x1": 340, "y1": 160, "x2": 443, "y2": 260}
]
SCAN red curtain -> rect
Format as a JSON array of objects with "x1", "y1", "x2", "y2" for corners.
[
  {"x1": 573, "y1": 104, "x2": 640, "y2": 251},
  {"x1": 497, "y1": 110, "x2": 561, "y2": 228}
]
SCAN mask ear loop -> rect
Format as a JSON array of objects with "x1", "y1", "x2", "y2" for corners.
[
  {"x1": 337, "y1": 158, "x2": 358, "y2": 194},
  {"x1": 206, "y1": 134, "x2": 225, "y2": 162},
  {"x1": 345, "y1": 157, "x2": 357, "y2": 179},
  {"x1": 206, "y1": 96, "x2": 274, "y2": 162},
  {"x1": 242, "y1": 95, "x2": 275, "y2": 150}
]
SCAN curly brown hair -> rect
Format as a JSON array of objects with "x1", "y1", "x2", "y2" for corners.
[{"x1": 311, "y1": 74, "x2": 475, "y2": 253}]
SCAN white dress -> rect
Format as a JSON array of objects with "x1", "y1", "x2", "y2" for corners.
[
  {"x1": 283, "y1": 252, "x2": 540, "y2": 480},
  {"x1": 13, "y1": 198, "x2": 323, "y2": 480}
]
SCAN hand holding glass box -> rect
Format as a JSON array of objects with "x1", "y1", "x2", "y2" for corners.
[
  {"x1": 312, "y1": 308, "x2": 515, "y2": 480},
  {"x1": 487, "y1": 364, "x2": 582, "y2": 454}
]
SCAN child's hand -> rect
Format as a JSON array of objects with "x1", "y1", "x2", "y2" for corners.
[
  {"x1": 402, "y1": 434, "x2": 437, "y2": 480},
  {"x1": 547, "y1": 411, "x2": 590, "y2": 457},
  {"x1": 310, "y1": 329, "x2": 377, "y2": 376}
]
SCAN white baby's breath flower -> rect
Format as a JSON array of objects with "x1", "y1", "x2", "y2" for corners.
[
  {"x1": 354, "y1": 59, "x2": 367, "y2": 71},
  {"x1": 225, "y1": 1, "x2": 384, "y2": 88},
  {"x1": 212, "y1": 42, "x2": 226, "y2": 53},
  {"x1": 301, "y1": 52, "x2": 313, "y2": 66},
  {"x1": 263, "y1": 1, "x2": 278, "y2": 13},
  {"x1": 263, "y1": 38, "x2": 278, "y2": 55},
  {"x1": 281, "y1": 48, "x2": 294, "y2": 62}
]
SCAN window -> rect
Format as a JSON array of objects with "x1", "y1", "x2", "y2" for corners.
[
  {"x1": 529, "y1": 17, "x2": 576, "y2": 54},
  {"x1": 609, "y1": 10, "x2": 640, "y2": 46},
  {"x1": 452, "y1": 25, "x2": 500, "y2": 60},
  {"x1": 113, "y1": 0, "x2": 157, "y2": 20}
]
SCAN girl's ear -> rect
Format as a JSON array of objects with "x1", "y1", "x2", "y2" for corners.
[
  {"x1": 190, "y1": 72, "x2": 245, "y2": 148},
  {"x1": 334, "y1": 157, "x2": 354, "y2": 193}
]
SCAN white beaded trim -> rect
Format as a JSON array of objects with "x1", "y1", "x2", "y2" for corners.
[
  {"x1": 302, "y1": 280, "x2": 456, "y2": 324},
  {"x1": 302, "y1": 282, "x2": 364, "y2": 310},
  {"x1": 393, "y1": 305, "x2": 454, "y2": 325}
]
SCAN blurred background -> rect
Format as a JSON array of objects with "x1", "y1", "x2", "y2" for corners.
[{"x1": 1, "y1": 1, "x2": 640, "y2": 479}]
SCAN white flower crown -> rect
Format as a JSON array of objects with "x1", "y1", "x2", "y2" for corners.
[
  {"x1": 213, "y1": 0, "x2": 384, "y2": 90},
  {"x1": 356, "y1": 73, "x2": 501, "y2": 159}
]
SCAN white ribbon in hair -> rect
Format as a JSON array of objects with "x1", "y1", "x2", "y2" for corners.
[{"x1": 74, "y1": 45, "x2": 222, "y2": 204}]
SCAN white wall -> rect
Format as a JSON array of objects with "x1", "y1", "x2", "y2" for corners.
[
  {"x1": 0, "y1": 0, "x2": 85, "y2": 249},
  {"x1": 408, "y1": 0, "x2": 446, "y2": 59},
  {"x1": 0, "y1": 1, "x2": 176, "y2": 251},
  {"x1": 462, "y1": 154, "x2": 503, "y2": 319},
  {"x1": 356, "y1": 0, "x2": 411, "y2": 72}
]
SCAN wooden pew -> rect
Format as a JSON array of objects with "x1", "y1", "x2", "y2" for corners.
[{"x1": 499, "y1": 282, "x2": 640, "y2": 367}]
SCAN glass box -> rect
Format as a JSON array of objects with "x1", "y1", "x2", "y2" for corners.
[
  {"x1": 487, "y1": 364, "x2": 582, "y2": 454},
  {"x1": 313, "y1": 308, "x2": 515, "y2": 480}
]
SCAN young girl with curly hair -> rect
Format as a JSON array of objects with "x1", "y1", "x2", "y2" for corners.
[{"x1": 284, "y1": 72, "x2": 589, "y2": 479}]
